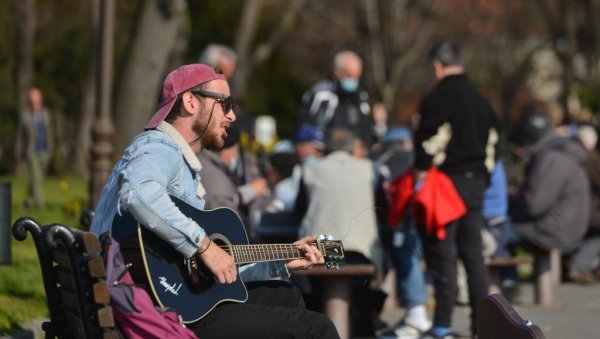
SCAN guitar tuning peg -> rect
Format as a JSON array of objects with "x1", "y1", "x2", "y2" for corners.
[{"x1": 324, "y1": 262, "x2": 341, "y2": 270}]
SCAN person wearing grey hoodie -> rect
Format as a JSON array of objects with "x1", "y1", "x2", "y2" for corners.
[{"x1": 509, "y1": 113, "x2": 590, "y2": 253}]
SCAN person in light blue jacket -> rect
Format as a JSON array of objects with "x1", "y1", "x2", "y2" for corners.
[{"x1": 91, "y1": 64, "x2": 338, "y2": 338}]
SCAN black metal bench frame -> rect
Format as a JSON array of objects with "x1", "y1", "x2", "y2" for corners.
[{"x1": 12, "y1": 217, "x2": 120, "y2": 339}]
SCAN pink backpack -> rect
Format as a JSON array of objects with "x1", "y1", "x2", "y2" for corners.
[{"x1": 103, "y1": 236, "x2": 197, "y2": 339}]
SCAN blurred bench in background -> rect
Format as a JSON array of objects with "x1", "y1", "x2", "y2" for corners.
[
  {"x1": 486, "y1": 249, "x2": 561, "y2": 307},
  {"x1": 295, "y1": 263, "x2": 376, "y2": 339}
]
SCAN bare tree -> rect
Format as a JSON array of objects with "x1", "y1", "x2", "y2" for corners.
[
  {"x1": 232, "y1": 0, "x2": 308, "y2": 101},
  {"x1": 362, "y1": 0, "x2": 439, "y2": 113},
  {"x1": 113, "y1": 0, "x2": 189, "y2": 153},
  {"x1": 514, "y1": 0, "x2": 600, "y2": 120},
  {"x1": 526, "y1": 0, "x2": 577, "y2": 118}
]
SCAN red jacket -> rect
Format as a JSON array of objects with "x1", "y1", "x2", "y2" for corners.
[{"x1": 387, "y1": 167, "x2": 466, "y2": 239}]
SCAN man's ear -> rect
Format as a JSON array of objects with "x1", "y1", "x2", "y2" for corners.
[
  {"x1": 181, "y1": 92, "x2": 197, "y2": 115},
  {"x1": 432, "y1": 61, "x2": 444, "y2": 79}
]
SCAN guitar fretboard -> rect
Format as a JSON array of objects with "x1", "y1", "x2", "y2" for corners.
[{"x1": 220, "y1": 243, "x2": 310, "y2": 265}]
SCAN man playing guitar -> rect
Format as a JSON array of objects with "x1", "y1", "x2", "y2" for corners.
[{"x1": 91, "y1": 64, "x2": 339, "y2": 338}]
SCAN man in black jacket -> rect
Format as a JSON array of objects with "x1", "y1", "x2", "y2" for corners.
[{"x1": 413, "y1": 42, "x2": 500, "y2": 339}]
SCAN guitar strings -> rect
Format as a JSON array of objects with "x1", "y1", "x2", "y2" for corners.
[{"x1": 216, "y1": 244, "x2": 308, "y2": 263}]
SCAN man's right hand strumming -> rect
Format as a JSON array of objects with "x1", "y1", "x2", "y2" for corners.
[{"x1": 197, "y1": 236, "x2": 237, "y2": 284}]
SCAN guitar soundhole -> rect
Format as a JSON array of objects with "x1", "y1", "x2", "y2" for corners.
[
  {"x1": 210, "y1": 234, "x2": 233, "y2": 256},
  {"x1": 189, "y1": 236, "x2": 232, "y2": 284}
]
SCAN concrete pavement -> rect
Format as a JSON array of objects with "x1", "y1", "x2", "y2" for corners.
[
  {"x1": 378, "y1": 282, "x2": 600, "y2": 339},
  {"x1": 3, "y1": 282, "x2": 599, "y2": 338}
]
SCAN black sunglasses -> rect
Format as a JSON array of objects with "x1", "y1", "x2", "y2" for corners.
[{"x1": 190, "y1": 90, "x2": 235, "y2": 113}]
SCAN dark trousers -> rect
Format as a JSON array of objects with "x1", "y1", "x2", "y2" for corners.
[
  {"x1": 418, "y1": 174, "x2": 490, "y2": 334},
  {"x1": 192, "y1": 280, "x2": 339, "y2": 339}
]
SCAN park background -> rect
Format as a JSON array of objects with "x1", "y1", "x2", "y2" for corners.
[{"x1": 1, "y1": 0, "x2": 600, "y2": 335}]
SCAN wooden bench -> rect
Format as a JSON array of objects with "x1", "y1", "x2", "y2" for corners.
[
  {"x1": 295, "y1": 263, "x2": 376, "y2": 339},
  {"x1": 486, "y1": 256, "x2": 534, "y2": 287},
  {"x1": 486, "y1": 249, "x2": 561, "y2": 307},
  {"x1": 12, "y1": 217, "x2": 120, "y2": 339},
  {"x1": 532, "y1": 249, "x2": 561, "y2": 307}
]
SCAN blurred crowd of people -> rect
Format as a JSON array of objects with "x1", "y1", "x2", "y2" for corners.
[
  {"x1": 195, "y1": 41, "x2": 600, "y2": 339},
  {"x1": 18, "y1": 41, "x2": 600, "y2": 339}
]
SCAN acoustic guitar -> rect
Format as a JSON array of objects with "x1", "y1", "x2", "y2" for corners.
[{"x1": 111, "y1": 195, "x2": 345, "y2": 323}]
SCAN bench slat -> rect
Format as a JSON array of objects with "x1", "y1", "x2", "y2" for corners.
[
  {"x1": 79, "y1": 232, "x2": 102, "y2": 253},
  {"x1": 93, "y1": 281, "x2": 111, "y2": 304},
  {"x1": 87, "y1": 256, "x2": 107, "y2": 277},
  {"x1": 97, "y1": 305, "x2": 116, "y2": 328},
  {"x1": 103, "y1": 330, "x2": 121, "y2": 339},
  {"x1": 486, "y1": 256, "x2": 533, "y2": 267}
]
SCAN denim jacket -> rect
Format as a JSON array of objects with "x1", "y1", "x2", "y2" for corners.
[{"x1": 91, "y1": 122, "x2": 288, "y2": 282}]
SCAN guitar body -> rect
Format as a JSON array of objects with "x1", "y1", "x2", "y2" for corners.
[
  {"x1": 477, "y1": 294, "x2": 546, "y2": 339},
  {"x1": 111, "y1": 196, "x2": 249, "y2": 323}
]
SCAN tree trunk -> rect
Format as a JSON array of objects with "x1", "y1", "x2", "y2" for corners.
[
  {"x1": 113, "y1": 0, "x2": 189, "y2": 153},
  {"x1": 14, "y1": 0, "x2": 35, "y2": 176},
  {"x1": 232, "y1": 0, "x2": 262, "y2": 101},
  {"x1": 232, "y1": 0, "x2": 306, "y2": 101},
  {"x1": 363, "y1": 0, "x2": 436, "y2": 114},
  {"x1": 72, "y1": 0, "x2": 99, "y2": 177}
]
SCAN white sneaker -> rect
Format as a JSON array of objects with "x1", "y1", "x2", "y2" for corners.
[{"x1": 376, "y1": 324, "x2": 422, "y2": 339}]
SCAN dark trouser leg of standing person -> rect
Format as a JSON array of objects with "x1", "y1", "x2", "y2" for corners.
[
  {"x1": 419, "y1": 173, "x2": 490, "y2": 336},
  {"x1": 452, "y1": 174, "x2": 490, "y2": 335},
  {"x1": 26, "y1": 151, "x2": 50, "y2": 210},
  {"x1": 419, "y1": 220, "x2": 459, "y2": 330},
  {"x1": 192, "y1": 280, "x2": 340, "y2": 339},
  {"x1": 457, "y1": 215, "x2": 490, "y2": 331}
]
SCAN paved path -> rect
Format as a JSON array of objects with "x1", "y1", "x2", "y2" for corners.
[
  {"x1": 3, "y1": 282, "x2": 599, "y2": 339},
  {"x1": 378, "y1": 282, "x2": 600, "y2": 339}
]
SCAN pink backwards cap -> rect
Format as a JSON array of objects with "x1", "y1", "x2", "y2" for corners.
[{"x1": 145, "y1": 64, "x2": 226, "y2": 129}]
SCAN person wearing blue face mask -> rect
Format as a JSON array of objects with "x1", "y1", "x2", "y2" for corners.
[{"x1": 299, "y1": 50, "x2": 374, "y2": 153}]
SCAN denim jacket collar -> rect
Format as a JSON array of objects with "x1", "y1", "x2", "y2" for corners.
[{"x1": 156, "y1": 121, "x2": 205, "y2": 197}]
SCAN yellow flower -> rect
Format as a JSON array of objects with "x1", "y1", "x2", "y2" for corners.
[{"x1": 59, "y1": 180, "x2": 69, "y2": 193}]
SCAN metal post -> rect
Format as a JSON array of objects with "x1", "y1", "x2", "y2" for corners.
[
  {"x1": 0, "y1": 182, "x2": 12, "y2": 265},
  {"x1": 89, "y1": 0, "x2": 115, "y2": 210}
]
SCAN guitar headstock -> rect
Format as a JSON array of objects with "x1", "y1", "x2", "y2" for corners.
[{"x1": 316, "y1": 235, "x2": 345, "y2": 270}]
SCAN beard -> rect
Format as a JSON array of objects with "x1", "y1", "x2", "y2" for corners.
[{"x1": 192, "y1": 115, "x2": 224, "y2": 151}]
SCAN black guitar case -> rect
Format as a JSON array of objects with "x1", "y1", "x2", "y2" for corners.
[{"x1": 477, "y1": 294, "x2": 546, "y2": 339}]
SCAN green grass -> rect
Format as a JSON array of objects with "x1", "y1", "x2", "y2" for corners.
[{"x1": 0, "y1": 175, "x2": 88, "y2": 334}]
